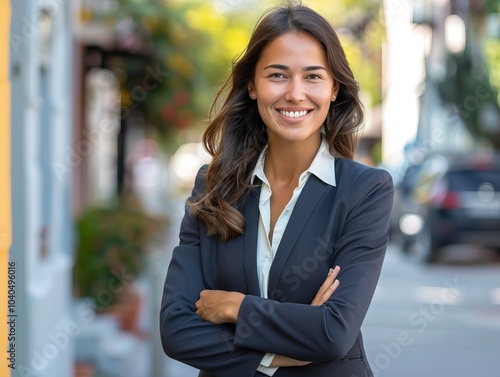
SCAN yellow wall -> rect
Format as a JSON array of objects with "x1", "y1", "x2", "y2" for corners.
[{"x1": 0, "y1": 0, "x2": 11, "y2": 376}]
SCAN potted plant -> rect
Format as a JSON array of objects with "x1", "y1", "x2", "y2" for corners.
[{"x1": 73, "y1": 194, "x2": 168, "y2": 331}]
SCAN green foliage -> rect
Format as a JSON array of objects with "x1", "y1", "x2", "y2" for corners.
[
  {"x1": 485, "y1": 0, "x2": 500, "y2": 13},
  {"x1": 73, "y1": 196, "x2": 168, "y2": 310},
  {"x1": 485, "y1": 38, "x2": 500, "y2": 102},
  {"x1": 435, "y1": 11, "x2": 500, "y2": 149}
]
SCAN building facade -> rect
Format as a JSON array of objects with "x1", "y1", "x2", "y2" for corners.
[{"x1": 9, "y1": 0, "x2": 74, "y2": 376}]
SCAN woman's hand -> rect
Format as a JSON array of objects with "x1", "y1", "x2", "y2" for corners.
[
  {"x1": 311, "y1": 265, "x2": 340, "y2": 306},
  {"x1": 195, "y1": 266, "x2": 339, "y2": 324},
  {"x1": 195, "y1": 290, "x2": 245, "y2": 324},
  {"x1": 195, "y1": 267, "x2": 340, "y2": 368}
]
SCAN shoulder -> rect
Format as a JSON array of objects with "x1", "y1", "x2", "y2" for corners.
[
  {"x1": 335, "y1": 158, "x2": 393, "y2": 187},
  {"x1": 191, "y1": 164, "x2": 209, "y2": 196},
  {"x1": 335, "y1": 159, "x2": 394, "y2": 206}
]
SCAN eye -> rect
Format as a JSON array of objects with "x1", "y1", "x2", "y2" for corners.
[
  {"x1": 269, "y1": 73, "x2": 287, "y2": 79},
  {"x1": 306, "y1": 73, "x2": 322, "y2": 80}
]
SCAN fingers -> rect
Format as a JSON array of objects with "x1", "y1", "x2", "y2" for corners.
[
  {"x1": 311, "y1": 266, "x2": 340, "y2": 306},
  {"x1": 318, "y1": 266, "x2": 340, "y2": 296},
  {"x1": 195, "y1": 299, "x2": 202, "y2": 315},
  {"x1": 310, "y1": 279, "x2": 339, "y2": 306},
  {"x1": 195, "y1": 289, "x2": 207, "y2": 315}
]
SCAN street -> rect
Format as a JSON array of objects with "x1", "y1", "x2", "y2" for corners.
[
  {"x1": 163, "y1": 242, "x2": 500, "y2": 377},
  {"x1": 363, "y1": 244, "x2": 500, "y2": 377}
]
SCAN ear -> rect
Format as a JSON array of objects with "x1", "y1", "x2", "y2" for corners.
[
  {"x1": 331, "y1": 81, "x2": 340, "y2": 102},
  {"x1": 248, "y1": 83, "x2": 256, "y2": 100}
]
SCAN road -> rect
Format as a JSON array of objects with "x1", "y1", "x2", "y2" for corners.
[
  {"x1": 163, "y1": 242, "x2": 500, "y2": 376},
  {"x1": 363, "y1": 244, "x2": 500, "y2": 377}
]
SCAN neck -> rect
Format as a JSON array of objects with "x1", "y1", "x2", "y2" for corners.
[{"x1": 265, "y1": 136, "x2": 321, "y2": 185}]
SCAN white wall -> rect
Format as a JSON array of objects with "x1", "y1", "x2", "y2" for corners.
[
  {"x1": 381, "y1": 0, "x2": 425, "y2": 172},
  {"x1": 10, "y1": 0, "x2": 74, "y2": 375}
]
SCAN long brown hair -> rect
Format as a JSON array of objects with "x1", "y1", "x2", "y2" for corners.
[{"x1": 189, "y1": 2, "x2": 364, "y2": 241}]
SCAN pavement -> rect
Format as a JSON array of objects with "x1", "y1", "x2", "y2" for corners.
[{"x1": 150, "y1": 198, "x2": 200, "y2": 377}]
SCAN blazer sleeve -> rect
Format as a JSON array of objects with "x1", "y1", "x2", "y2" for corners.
[
  {"x1": 234, "y1": 167, "x2": 394, "y2": 363},
  {"x1": 159, "y1": 166, "x2": 265, "y2": 377}
]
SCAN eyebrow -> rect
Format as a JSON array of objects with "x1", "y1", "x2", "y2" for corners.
[{"x1": 263, "y1": 64, "x2": 327, "y2": 71}]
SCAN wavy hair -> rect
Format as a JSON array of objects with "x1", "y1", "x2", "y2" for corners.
[{"x1": 188, "y1": 2, "x2": 364, "y2": 241}]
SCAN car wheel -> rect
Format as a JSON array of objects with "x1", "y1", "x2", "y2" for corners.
[{"x1": 413, "y1": 223, "x2": 439, "y2": 263}]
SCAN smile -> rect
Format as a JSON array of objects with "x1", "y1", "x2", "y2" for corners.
[{"x1": 279, "y1": 110, "x2": 309, "y2": 118}]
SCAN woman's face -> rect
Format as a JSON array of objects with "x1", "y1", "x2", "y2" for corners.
[{"x1": 248, "y1": 31, "x2": 338, "y2": 146}]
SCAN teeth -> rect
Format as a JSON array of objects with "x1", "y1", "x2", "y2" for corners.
[{"x1": 280, "y1": 110, "x2": 308, "y2": 118}]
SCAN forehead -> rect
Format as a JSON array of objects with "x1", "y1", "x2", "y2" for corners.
[{"x1": 257, "y1": 31, "x2": 328, "y2": 68}]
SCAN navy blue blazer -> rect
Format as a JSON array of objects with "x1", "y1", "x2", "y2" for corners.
[{"x1": 160, "y1": 158, "x2": 394, "y2": 377}]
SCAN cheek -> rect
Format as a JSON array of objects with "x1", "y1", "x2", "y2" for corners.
[
  {"x1": 312, "y1": 87, "x2": 335, "y2": 103},
  {"x1": 256, "y1": 102, "x2": 271, "y2": 122},
  {"x1": 256, "y1": 81, "x2": 283, "y2": 99},
  {"x1": 256, "y1": 94, "x2": 277, "y2": 113}
]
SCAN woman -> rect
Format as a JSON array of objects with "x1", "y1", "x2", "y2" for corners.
[{"x1": 160, "y1": 3, "x2": 394, "y2": 377}]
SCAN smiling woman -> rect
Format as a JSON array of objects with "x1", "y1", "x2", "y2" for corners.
[{"x1": 160, "y1": 3, "x2": 394, "y2": 377}]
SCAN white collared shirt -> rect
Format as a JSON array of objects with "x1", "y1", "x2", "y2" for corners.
[{"x1": 251, "y1": 138, "x2": 336, "y2": 375}]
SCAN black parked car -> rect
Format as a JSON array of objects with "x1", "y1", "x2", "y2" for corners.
[{"x1": 407, "y1": 152, "x2": 500, "y2": 263}]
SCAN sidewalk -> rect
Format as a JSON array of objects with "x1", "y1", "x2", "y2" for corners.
[
  {"x1": 148, "y1": 197, "x2": 199, "y2": 377},
  {"x1": 131, "y1": 156, "x2": 203, "y2": 377}
]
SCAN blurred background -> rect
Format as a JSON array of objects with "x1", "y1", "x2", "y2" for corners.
[{"x1": 3, "y1": 0, "x2": 500, "y2": 376}]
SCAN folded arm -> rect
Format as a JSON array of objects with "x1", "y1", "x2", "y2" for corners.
[{"x1": 195, "y1": 265, "x2": 341, "y2": 369}]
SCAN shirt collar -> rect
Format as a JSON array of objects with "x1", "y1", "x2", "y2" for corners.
[
  {"x1": 251, "y1": 144, "x2": 269, "y2": 185},
  {"x1": 251, "y1": 138, "x2": 336, "y2": 187},
  {"x1": 308, "y1": 138, "x2": 337, "y2": 187}
]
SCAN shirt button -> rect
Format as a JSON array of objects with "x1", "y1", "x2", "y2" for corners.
[{"x1": 285, "y1": 209, "x2": 290, "y2": 215}]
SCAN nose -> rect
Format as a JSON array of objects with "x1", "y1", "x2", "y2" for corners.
[{"x1": 284, "y1": 78, "x2": 305, "y2": 102}]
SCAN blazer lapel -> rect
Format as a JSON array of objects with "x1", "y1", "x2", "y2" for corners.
[
  {"x1": 242, "y1": 185, "x2": 262, "y2": 296},
  {"x1": 267, "y1": 175, "x2": 328, "y2": 299}
]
